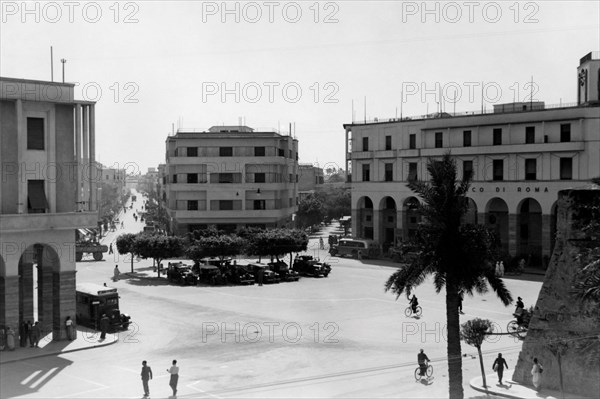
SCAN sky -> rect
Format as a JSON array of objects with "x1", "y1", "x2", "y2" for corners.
[{"x1": 1, "y1": 1, "x2": 599, "y2": 173}]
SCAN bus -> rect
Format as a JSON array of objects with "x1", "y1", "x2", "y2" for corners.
[{"x1": 76, "y1": 283, "x2": 131, "y2": 332}]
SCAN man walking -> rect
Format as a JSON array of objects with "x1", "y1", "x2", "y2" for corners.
[
  {"x1": 113, "y1": 265, "x2": 120, "y2": 282},
  {"x1": 141, "y1": 360, "x2": 153, "y2": 397},
  {"x1": 167, "y1": 359, "x2": 179, "y2": 397},
  {"x1": 99, "y1": 314, "x2": 109, "y2": 340},
  {"x1": 109, "y1": 243, "x2": 114, "y2": 254},
  {"x1": 492, "y1": 353, "x2": 509, "y2": 385}
]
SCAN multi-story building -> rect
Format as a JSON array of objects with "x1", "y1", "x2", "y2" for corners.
[
  {"x1": 164, "y1": 125, "x2": 299, "y2": 234},
  {"x1": 0, "y1": 77, "x2": 98, "y2": 340},
  {"x1": 343, "y1": 52, "x2": 600, "y2": 267},
  {"x1": 298, "y1": 164, "x2": 324, "y2": 201}
]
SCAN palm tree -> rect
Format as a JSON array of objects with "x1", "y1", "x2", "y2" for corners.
[{"x1": 384, "y1": 153, "x2": 512, "y2": 399}]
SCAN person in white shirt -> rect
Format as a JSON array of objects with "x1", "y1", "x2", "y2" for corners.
[{"x1": 167, "y1": 359, "x2": 179, "y2": 397}]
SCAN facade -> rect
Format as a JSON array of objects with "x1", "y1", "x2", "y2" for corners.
[
  {"x1": 137, "y1": 167, "x2": 158, "y2": 195},
  {"x1": 298, "y1": 164, "x2": 324, "y2": 201},
  {"x1": 164, "y1": 126, "x2": 299, "y2": 235},
  {"x1": 100, "y1": 166, "x2": 126, "y2": 196},
  {"x1": 343, "y1": 52, "x2": 600, "y2": 265},
  {"x1": 0, "y1": 77, "x2": 98, "y2": 340}
]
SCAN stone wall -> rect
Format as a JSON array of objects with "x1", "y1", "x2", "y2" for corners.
[{"x1": 512, "y1": 187, "x2": 600, "y2": 396}]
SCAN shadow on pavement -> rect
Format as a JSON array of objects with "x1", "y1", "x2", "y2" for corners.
[{"x1": 0, "y1": 355, "x2": 73, "y2": 398}]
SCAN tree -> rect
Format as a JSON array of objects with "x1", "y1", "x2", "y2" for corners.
[
  {"x1": 384, "y1": 153, "x2": 512, "y2": 399},
  {"x1": 116, "y1": 233, "x2": 140, "y2": 273},
  {"x1": 461, "y1": 318, "x2": 494, "y2": 389},
  {"x1": 244, "y1": 228, "x2": 308, "y2": 264},
  {"x1": 135, "y1": 234, "x2": 184, "y2": 277},
  {"x1": 296, "y1": 195, "x2": 325, "y2": 228},
  {"x1": 186, "y1": 235, "x2": 246, "y2": 264}
]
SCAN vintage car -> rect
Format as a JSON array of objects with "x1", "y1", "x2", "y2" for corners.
[
  {"x1": 329, "y1": 238, "x2": 379, "y2": 259},
  {"x1": 167, "y1": 262, "x2": 198, "y2": 285},
  {"x1": 76, "y1": 283, "x2": 131, "y2": 332},
  {"x1": 197, "y1": 265, "x2": 227, "y2": 285},
  {"x1": 268, "y1": 261, "x2": 300, "y2": 282},
  {"x1": 248, "y1": 263, "x2": 280, "y2": 284},
  {"x1": 225, "y1": 264, "x2": 255, "y2": 285},
  {"x1": 201, "y1": 257, "x2": 233, "y2": 268},
  {"x1": 292, "y1": 255, "x2": 331, "y2": 277}
]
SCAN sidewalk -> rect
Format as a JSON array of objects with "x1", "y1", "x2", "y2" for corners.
[
  {"x1": 0, "y1": 327, "x2": 118, "y2": 364},
  {"x1": 470, "y1": 374, "x2": 593, "y2": 399}
]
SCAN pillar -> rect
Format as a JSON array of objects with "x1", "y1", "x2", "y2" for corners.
[
  {"x1": 75, "y1": 104, "x2": 82, "y2": 209},
  {"x1": 53, "y1": 270, "x2": 76, "y2": 340},
  {"x1": 89, "y1": 104, "x2": 96, "y2": 212},
  {"x1": 373, "y1": 209, "x2": 382, "y2": 243},
  {"x1": 19, "y1": 263, "x2": 34, "y2": 322},
  {"x1": 0, "y1": 276, "x2": 20, "y2": 330}
]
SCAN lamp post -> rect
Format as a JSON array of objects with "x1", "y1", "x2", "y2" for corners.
[{"x1": 60, "y1": 58, "x2": 67, "y2": 83}]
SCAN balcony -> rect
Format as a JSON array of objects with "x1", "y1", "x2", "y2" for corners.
[{"x1": 0, "y1": 211, "x2": 99, "y2": 233}]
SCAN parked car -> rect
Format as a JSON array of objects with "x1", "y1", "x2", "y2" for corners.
[
  {"x1": 167, "y1": 262, "x2": 198, "y2": 285},
  {"x1": 226, "y1": 264, "x2": 255, "y2": 285},
  {"x1": 248, "y1": 263, "x2": 280, "y2": 284},
  {"x1": 197, "y1": 265, "x2": 227, "y2": 285},
  {"x1": 293, "y1": 255, "x2": 331, "y2": 277},
  {"x1": 268, "y1": 261, "x2": 300, "y2": 282},
  {"x1": 329, "y1": 238, "x2": 379, "y2": 259}
]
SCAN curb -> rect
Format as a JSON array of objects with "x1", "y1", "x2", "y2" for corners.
[{"x1": 0, "y1": 334, "x2": 119, "y2": 365}]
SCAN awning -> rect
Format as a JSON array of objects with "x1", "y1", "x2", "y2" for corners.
[{"x1": 27, "y1": 181, "x2": 49, "y2": 210}]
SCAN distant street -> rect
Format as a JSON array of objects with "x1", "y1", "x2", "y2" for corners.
[{"x1": 0, "y1": 189, "x2": 542, "y2": 398}]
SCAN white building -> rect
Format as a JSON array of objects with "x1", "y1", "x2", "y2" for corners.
[{"x1": 343, "y1": 52, "x2": 600, "y2": 267}]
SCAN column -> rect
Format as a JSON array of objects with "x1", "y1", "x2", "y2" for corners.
[
  {"x1": 53, "y1": 270, "x2": 76, "y2": 340},
  {"x1": 351, "y1": 208, "x2": 358, "y2": 238},
  {"x1": 508, "y1": 214, "x2": 518, "y2": 257},
  {"x1": 20, "y1": 263, "x2": 34, "y2": 322},
  {"x1": 477, "y1": 213, "x2": 486, "y2": 225},
  {"x1": 38, "y1": 266, "x2": 54, "y2": 338},
  {"x1": 16, "y1": 99, "x2": 25, "y2": 214},
  {"x1": 0, "y1": 276, "x2": 20, "y2": 330},
  {"x1": 82, "y1": 105, "x2": 89, "y2": 210},
  {"x1": 374, "y1": 209, "x2": 382, "y2": 243}
]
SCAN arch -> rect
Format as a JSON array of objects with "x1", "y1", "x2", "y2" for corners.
[
  {"x1": 379, "y1": 196, "x2": 397, "y2": 249},
  {"x1": 402, "y1": 197, "x2": 421, "y2": 240},
  {"x1": 462, "y1": 198, "x2": 478, "y2": 225},
  {"x1": 485, "y1": 197, "x2": 509, "y2": 253},
  {"x1": 356, "y1": 196, "x2": 374, "y2": 239},
  {"x1": 517, "y1": 198, "x2": 543, "y2": 266}
]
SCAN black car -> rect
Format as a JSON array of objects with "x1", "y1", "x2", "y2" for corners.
[
  {"x1": 167, "y1": 262, "x2": 198, "y2": 285},
  {"x1": 268, "y1": 261, "x2": 300, "y2": 282},
  {"x1": 248, "y1": 263, "x2": 280, "y2": 284},
  {"x1": 293, "y1": 255, "x2": 331, "y2": 277},
  {"x1": 226, "y1": 264, "x2": 255, "y2": 285},
  {"x1": 197, "y1": 265, "x2": 227, "y2": 285}
]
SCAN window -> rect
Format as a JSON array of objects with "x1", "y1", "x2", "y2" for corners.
[
  {"x1": 408, "y1": 162, "x2": 417, "y2": 180},
  {"x1": 27, "y1": 118, "x2": 44, "y2": 150},
  {"x1": 435, "y1": 132, "x2": 443, "y2": 148},
  {"x1": 463, "y1": 130, "x2": 471, "y2": 147},
  {"x1": 463, "y1": 160, "x2": 473, "y2": 181},
  {"x1": 362, "y1": 137, "x2": 369, "y2": 151},
  {"x1": 560, "y1": 124, "x2": 571, "y2": 142},
  {"x1": 560, "y1": 158, "x2": 572, "y2": 180},
  {"x1": 493, "y1": 160, "x2": 503, "y2": 181},
  {"x1": 172, "y1": 174, "x2": 178, "y2": 184},
  {"x1": 187, "y1": 147, "x2": 198, "y2": 157},
  {"x1": 219, "y1": 147, "x2": 233, "y2": 157},
  {"x1": 253, "y1": 200, "x2": 266, "y2": 210},
  {"x1": 525, "y1": 159, "x2": 536, "y2": 180},
  {"x1": 384, "y1": 163, "x2": 393, "y2": 182},
  {"x1": 385, "y1": 135, "x2": 392, "y2": 150},
  {"x1": 187, "y1": 173, "x2": 198, "y2": 184},
  {"x1": 219, "y1": 200, "x2": 234, "y2": 210},
  {"x1": 362, "y1": 164, "x2": 370, "y2": 182},
  {"x1": 254, "y1": 173, "x2": 266, "y2": 183},
  {"x1": 254, "y1": 146, "x2": 265, "y2": 156},
  {"x1": 27, "y1": 180, "x2": 48, "y2": 213},
  {"x1": 409, "y1": 134, "x2": 416, "y2": 149},
  {"x1": 218, "y1": 173, "x2": 234, "y2": 183},
  {"x1": 187, "y1": 200, "x2": 198, "y2": 211},
  {"x1": 525, "y1": 127, "x2": 535, "y2": 144},
  {"x1": 278, "y1": 149, "x2": 285, "y2": 157},
  {"x1": 493, "y1": 128, "x2": 502, "y2": 145}
]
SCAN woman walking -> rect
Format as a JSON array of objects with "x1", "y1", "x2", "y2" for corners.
[
  {"x1": 531, "y1": 357, "x2": 543, "y2": 391},
  {"x1": 167, "y1": 359, "x2": 179, "y2": 397}
]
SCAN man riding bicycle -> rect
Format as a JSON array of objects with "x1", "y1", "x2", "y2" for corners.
[
  {"x1": 418, "y1": 349, "x2": 430, "y2": 376},
  {"x1": 514, "y1": 297, "x2": 525, "y2": 325},
  {"x1": 410, "y1": 295, "x2": 419, "y2": 314}
]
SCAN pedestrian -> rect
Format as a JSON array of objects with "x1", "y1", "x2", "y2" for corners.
[
  {"x1": 319, "y1": 237, "x2": 324, "y2": 249},
  {"x1": 531, "y1": 357, "x2": 543, "y2": 391},
  {"x1": 65, "y1": 316, "x2": 74, "y2": 340},
  {"x1": 19, "y1": 321, "x2": 29, "y2": 347},
  {"x1": 499, "y1": 261, "x2": 505, "y2": 277},
  {"x1": 26, "y1": 320, "x2": 33, "y2": 347},
  {"x1": 257, "y1": 267, "x2": 264, "y2": 286},
  {"x1": 167, "y1": 359, "x2": 179, "y2": 397},
  {"x1": 113, "y1": 265, "x2": 120, "y2": 282},
  {"x1": 495, "y1": 261, "x2": 501, "y2": 277},
  {"x1": 458, "y1": 289, "x2": 464, "y2": 314},
  {"x1": 121, "y1": 221, "x2": 124, "y2": 228},
  {"x1": 109, "y1": 243, "x2": 114, "y2": 254},
  {"x1": 99, "y1": 314, "x2": 109, "y2": 340},
  {"x1": 141, "y1": 360, "x2": 153, "y2": 397},
  {"x1": 30, "y1": 321, "x2": 40, "y2": 347},
  {"x1": 6, "y1": 326, "x2": 15, "y2": 351},
  {"x1": 492, "y1": 353, "x2": 509, "y2": 385}
]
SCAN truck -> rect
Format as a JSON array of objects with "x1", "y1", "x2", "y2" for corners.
[
  {"x1": 76, "y1": 283, "x2": 131, "y2": 332},
  {"x1": 75, "y1": 242, "x2": 108, "y2": 261}
]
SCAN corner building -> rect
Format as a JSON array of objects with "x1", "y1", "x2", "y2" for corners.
[
  {"x1": 343, "y1": 52, "x2": 600, "y2": 267},
  {"x1": 0, "y1": 77, "x2": 98, "y2": 340},
  {"x1": 164, "y1": 126, "x2": 298, "y2": 234}
]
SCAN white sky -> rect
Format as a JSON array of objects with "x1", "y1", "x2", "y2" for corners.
[{"x1": 1, "y1": 1, "x2": 599, "y2": 173}]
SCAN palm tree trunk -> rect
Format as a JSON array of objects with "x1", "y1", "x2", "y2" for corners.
[
  {"x1": 130, "y1": 253, "x2": 134, "y2": 273},
  {"x1": 446, "y1": 283, "x2": 464, "y2": 399},
  {"x1": 477, "y1": 345, "x2": 487, "y2": 389}
]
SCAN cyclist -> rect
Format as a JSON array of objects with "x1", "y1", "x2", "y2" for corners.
[
  {"x1": 514, "y1": 297, "x2": 525, "y2": 325},
  {"x1": 417, "y1": 349, "x2": 430, "y2": 377},
  {"x1": 409, "y1": 294, "x2": 419, "y2": 314}
]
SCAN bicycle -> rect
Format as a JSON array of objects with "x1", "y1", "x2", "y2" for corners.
[
  {"x1": 405, "y1": 305, "x2": 422, "y2": 317},
  {"x1": 507, "y1": 317, "x2": 527, "y2": 339},
  {"x1": 415, "y1": 363, "x2": 433, "y2": 381}
]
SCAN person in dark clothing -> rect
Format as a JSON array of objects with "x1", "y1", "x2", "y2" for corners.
[
  {"x1": 514, "y1": 297, "x2": 525, "y2": 325},
  {"x1": 492, "y1": 353, "x2": 509, "y2": 384},
  {"x1": 417, "y1": 349, "x2": 430, "y2": 377},
  {"x1": 458, "y1": 290, "x2": 465, "y2": 314},
  {"x1": 141, "y1": 360, "x2": 153, "y2": 397},
  {"x1": 99, "y1": 314, "x2": 109, "y2": 340},
  {"x1": 409, "y1": 295, "x2": 419, "y2": 314},
  {"x1": 30, "y1": 321, "x2": 40, "y2": 347},
  {"x1": 19, "y1": 321, "x2": 29, "y2": 347}
]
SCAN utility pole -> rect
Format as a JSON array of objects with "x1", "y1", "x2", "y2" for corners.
[{"x1": 61, "y1": 58, "x2": 67, "y2": 83}]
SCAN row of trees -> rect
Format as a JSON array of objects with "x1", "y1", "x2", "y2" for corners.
[
  {"x1": 116, "y1": 227, "x2": 309, "y2": 277},
  {"x1": 296, "y1": 187, "x2": 350, "y2": 228}
]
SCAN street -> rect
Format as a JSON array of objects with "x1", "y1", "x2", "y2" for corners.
[{"x1": 0, "y1": 190, "x2": 542, "y2": 398}]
